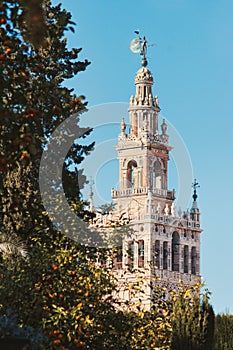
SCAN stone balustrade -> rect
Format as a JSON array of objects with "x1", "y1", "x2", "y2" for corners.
[
  {"x1": 155, "y1": 269, "x2": 200, "y2": 284},
  {"x1": 112, "y1": 186, "x2": 175, "y2": 199}
]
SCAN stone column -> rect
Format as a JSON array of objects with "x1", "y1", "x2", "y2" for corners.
[
  {"x1": 134, "y1": 241, "x2": 138, "y2": 269},
  {"x1": 160, "y1": 241, "x2": 163, "y2": 269},
  {"x1": 196, "y1": 248, "x2": 200, "y2": 275},
  {"x1": 167, "y1": 241, "x2": 172, "y2": 271},
  {"x1": 122, "y1": 240, "x2": 126, "y2": 269},
  {"x1": 188, "y1": 248, "x2": 192, "y2": 274},
  {"x1": 180, "y1": 244, "x2": 184, "y2": 273},
  {"x1": 145, "y1": 236, "x2": 150, "y2": 266}
]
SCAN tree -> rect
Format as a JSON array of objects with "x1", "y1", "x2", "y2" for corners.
[
  {"x1": 0, "y1": 239, "x2": 118, "y2": 349},
  {"x1": 170, "y1": 284, "x2": 215, "y2": 350},
  {"x1": 0, "y1": 0, "x2": 96, "y2": 244},
  {"x1": 0, "y1": 1, "x2": 115, "y2": 349},
  {"x1": 214, "y1": 313, "x2": 233, "y2": 350}
]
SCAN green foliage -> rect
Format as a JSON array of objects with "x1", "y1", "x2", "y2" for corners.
[
  {"x1": 170, "y1": 284, "x2": 215, "y2": 350},
  {"x1": 0, "y1": 0, "x2": 92, "y2": 240},
  {"x1": 0, "y1": 234, "x2": 118, "y2": 349},
  {"x1": 98, "y1": 202, "x2": 115, "y2": 215},
  {"x1": 214, "y1": 313, "x2": 233, "y2": 350},
  {"x1": 0, "y1": 1, "x2": 113, "y2": 349}
]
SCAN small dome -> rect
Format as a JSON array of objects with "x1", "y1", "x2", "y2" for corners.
[{"x1": 135, "y1": 67, "x2": 153, "y2": 84}]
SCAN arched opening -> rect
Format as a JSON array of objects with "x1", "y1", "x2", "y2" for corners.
[
  {"x1": 126, "y1": 160, "x2": 137, "y2": 188},
  {"x1": 172, "y1": 232, "x2": 180, "y2": 272},
  {"x1": 154, "y1": 240, "x2": 160, "y2": 268},
  {"x1": 184, "y1": 245, "x2": 189, "y2": 273},
  {"x1": 163, "y1": 241, "x2": 168, "y2": 269},
  {"x1": 191, "y1": 247, "x2": 197, "y2": 275},
  {"x1": 138, "y1": 240, "x2": 144, "y2": 268},
  {"x1": 152, "y1": 159, "x2": 162, "y2": 189}
]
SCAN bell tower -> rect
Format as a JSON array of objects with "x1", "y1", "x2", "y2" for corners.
[
  {"x1": 111, "y1": 38, "x2": 202, "y2": 305},
  {"x1": 112, "y1": 61, "x2": 176, "y2": 222}
]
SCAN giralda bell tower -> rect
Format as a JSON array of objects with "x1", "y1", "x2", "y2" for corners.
[{"x1": 111, "y1": 36, "x2": 202, "y2": 302}]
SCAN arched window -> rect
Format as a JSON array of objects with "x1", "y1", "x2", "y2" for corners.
[
  {"x1": 154, "y1": 240, "x2": 160, "y2": 269},
  {"x1": 138, "y1": 240, "x2": 144, "y2": 268},
  {"x1": 191, "y1": 247, "x2": 197, "y2": 275},
  {"x1": 126, "y1": 160, "x2": 137, "y2": 188},
  {"x1": 152, "y1": 159, "x2": 162, "y2": 189},
  {"x1": 163, "y1": 241, "x2": 168, "y2": 269},
  {"x1": 172, "y1": 232, "x2": 180, "y2": 272},
  {"x1": 184, "y1": 245, "x2": 189, "y2": 273}
]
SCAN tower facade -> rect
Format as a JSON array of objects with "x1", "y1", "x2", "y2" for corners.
[{"x1": 111, "y1": 62, "x2": 202, "y2": 302}]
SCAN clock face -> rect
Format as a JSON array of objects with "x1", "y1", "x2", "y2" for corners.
[{"x1": 129, "y1": 38, "x2": 140, "y2": 53}]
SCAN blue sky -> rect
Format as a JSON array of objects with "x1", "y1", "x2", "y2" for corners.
[{"x1": 53, "y1": 0, "x2": 233, "y2": 314}]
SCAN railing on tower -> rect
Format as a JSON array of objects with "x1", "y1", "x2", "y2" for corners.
[
  {"x1": 155, "y1": 269, "x2": 201, "y2": 284},
  {"x1": 111, "y1": 186, "x2": 175, "y2": 199}
]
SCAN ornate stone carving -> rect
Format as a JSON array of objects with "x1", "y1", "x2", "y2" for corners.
[{"x1": 135, "y1": 67, "x2": 153, "y2": 84}]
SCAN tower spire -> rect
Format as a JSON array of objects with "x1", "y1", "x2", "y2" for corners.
[{"x1": 190, "y1": 179, "x2": 200, "y2": 222}]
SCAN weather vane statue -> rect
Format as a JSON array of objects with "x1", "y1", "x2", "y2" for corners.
[{"x1": 129, "y1": 31, "x2": 155, "y2": 67}]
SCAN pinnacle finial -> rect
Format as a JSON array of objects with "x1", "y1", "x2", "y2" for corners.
[{"x1": 120, "y1": 117, "x2": 126, "y2": 133}]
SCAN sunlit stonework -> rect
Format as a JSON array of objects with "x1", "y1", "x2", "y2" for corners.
[{"x1": 89, "y1": 52, "x2": 202, "y2": 309}]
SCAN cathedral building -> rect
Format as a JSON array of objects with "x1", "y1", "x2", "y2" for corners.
[
  {"x1": 90, "y1": 38, "x2": 202, "y2": 307},
  {"x1": 111, "y1": 41, "x2": 201, "y2": 304}
]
